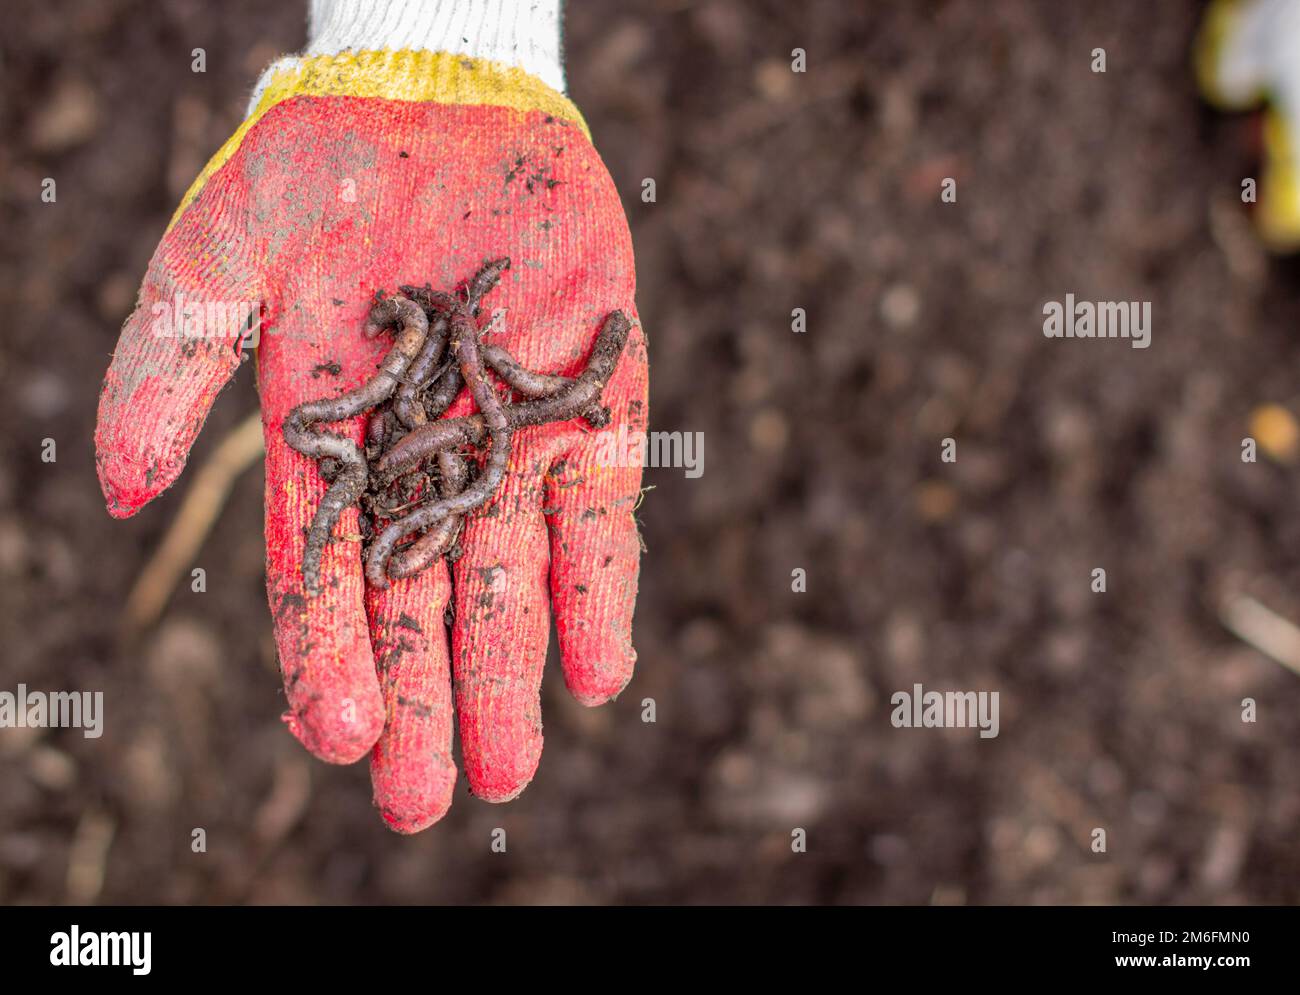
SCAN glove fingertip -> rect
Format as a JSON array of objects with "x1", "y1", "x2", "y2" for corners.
[
  {"x1": 372, "y1": 760, "x2": 457, "y2": 834},
  {"x1": 95, "y1": 450, "x2": 171, "y2": 519},
  {"x1": 463, "y1": 741, "x2": 542, "y2": 803},
  {"x1": 281, "y1": 691, "x2": 384, "y2": 765},
  {"x1": 564, "y1": 658, "x2": 634, "y2": 707}
]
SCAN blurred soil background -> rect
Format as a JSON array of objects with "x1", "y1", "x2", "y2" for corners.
[{"x1": 3, "y1": 0, "x2": 1300, "y2": 904}]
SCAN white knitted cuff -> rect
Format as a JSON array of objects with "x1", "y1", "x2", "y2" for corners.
[
  {"x1": 1210, "y1": 0, "x2": 1300, "y2": 106},
  {"x1": 308, "y1": 0, "x2": 565, "y2": 92},
  {"x1": 248, "y1": 0, "x2": 566, "y2": 116}
]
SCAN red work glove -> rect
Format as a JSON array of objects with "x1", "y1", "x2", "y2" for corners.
[{"x1": 94, "y1": 42, "x2": 647, "y2": 831}]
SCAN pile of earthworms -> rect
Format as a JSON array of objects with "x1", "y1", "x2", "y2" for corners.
[{"x1": 282, "y1": 258, "x2": 631, "y2": 594}]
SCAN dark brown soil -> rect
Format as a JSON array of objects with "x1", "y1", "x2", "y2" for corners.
[{"x1": 3, "y1": 0, "x2": 1300, "y2": 905}]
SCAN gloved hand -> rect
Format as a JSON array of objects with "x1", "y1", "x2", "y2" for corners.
[
  {"x1": 94, "y1": 0, "x2": 648, "y2": 832},
  {"x1": 1198, "y1": 0, "x2": 1300, "y2": 248}
]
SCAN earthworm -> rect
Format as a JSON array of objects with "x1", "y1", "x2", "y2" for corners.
[
  {"x1": 422, "y1": 364, "x2": 464, "y2": 420},
  {"x1": 381, "y1": 269, "x2": 506, "y2": 498},
  {"x1": 324, "y1": 410, "x2": 394, "y2": 479},
  {"x1": 388, "y1": 450, "x2": 469, "y2": 579},
  {"x1": 284, "y1": 257, "x2": 630, "y2": 591},
  {"x1": 367, "y1": 310, "x2": 630, "y2": 584},
  {"x1": 285, "y1": 295, "x2": 429, "y2": 440},
  {"x1": 365, "y1": 409, "x2": 392, "y2": 457},
  {"x1": 372, "y1": 415, "x2": 487, "y2": 483},
  {"x1": 458, "y1": 256, "x2": 512, "y2": 312},
  {"x1": 365, "y1": 302, "x2": 513, "y2": 588},
  {"x1": 402, "y1": 258, "x2": 509, "y2": 422},
  {"x1": 481, "y1": 343, "x2": 571, "y2": 395},
  {"x1": 494, "y1": 310, "x2": 632, "y2": 427},
  {"x1": 282, "y1": 294, "x2": 428, "y2": 593},
  {"x1": 438, "y1": 449, "x2": 470, "y2": 500},
  {"x1": 373, "y1": 311, "x2": 631, "y2": 482},
  {"x1": 401, "y1": 256, "x2": 508, "y2": 322},
  {"x1": 482, "y1": 342, "x2": 611, "y2": 428},
  {"x1": 392, "y1": 316, "x2": 448, "y2": 429}
]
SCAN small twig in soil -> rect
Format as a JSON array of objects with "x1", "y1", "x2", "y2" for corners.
[{"x1": 122, "y1": 410, "x2": 264, "y2": 636}]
